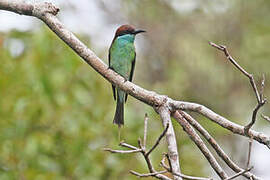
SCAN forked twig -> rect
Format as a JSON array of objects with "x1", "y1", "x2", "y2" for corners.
[{"x1": 104, "y1": 115, "x2": 171, "y2": 180}]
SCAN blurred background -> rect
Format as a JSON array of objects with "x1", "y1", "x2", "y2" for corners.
[{"x1": 0, "y1": 0, "x2": 270, "y2": 179}]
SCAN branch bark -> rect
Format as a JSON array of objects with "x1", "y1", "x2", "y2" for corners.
[
  {"x1": 179, "y1": 111, "x2": 259, "y2": 180},
  {"x1": 171, "y1": 101, "x2": 270, "y2": 149},
  {"x1": 173, "y1": 111, "x2": 228, "y2": 179},
  {"x1": 157, "y1": 106, "x2": 182, "y2": 180}
]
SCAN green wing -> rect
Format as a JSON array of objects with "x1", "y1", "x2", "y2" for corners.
[
  {"x1": 109, "y1": 49, "x2": 116, "y2": 101},
  {"x1": 125, "y1": 53, "x2": 136, "y2": 102}
]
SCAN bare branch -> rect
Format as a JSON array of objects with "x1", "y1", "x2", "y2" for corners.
[
  {"x1": 209, "y1": 42, "x2": 267, "y2": 135},
  {"x1": 208, "y1": 42, "x2": 255, "y2": 91},
  {"x1": 171, "y1": 101, "x2": 270, "y2": 149},
  {"x1": 103, "y1": 148, "x2": 142, "y2": 154},
  {"x1": 104, "y1": 115, "x2": 172, "y2": 180},
  {"x1": 246, "y1": 138, "x2": 253, "y2": 168},
  {"x1": 259, "y1": 74, "x2": 265, "y2": 102},
  {"x1": 143, "y1": 113, "x2": 149, "y2": 149},
  {"x1": 180, "y1": 111, "x2": 260, "y2": 180},
  {"x1": 225, "y1": 167, "x2": 254, "y2": 180},
  {"x1": 261, "y1": 114, "x2": 270, "y2": 122},
  {"x1": 119, "y1": 142, "x2": 139, "y2": 150},
  {"x1": 157, "y1": 106, "x2": 182, "y2": 180},
  {"x1": 173, "y1": 111, "x2": 228, "y2": 179},
  {"x1": 245, "y1": 101, "x2": 266, "y2": 135},
  {"x1": 130, "y1": 170, "x2": 169, "y2": 179}
]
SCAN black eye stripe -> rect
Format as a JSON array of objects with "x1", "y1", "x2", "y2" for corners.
[{"x1": 119, "y1": 30, "x2": 134, "y2": 36}]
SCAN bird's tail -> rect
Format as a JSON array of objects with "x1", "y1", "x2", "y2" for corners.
[{"x1": 113, "y1": 91, "x2": 124, "y2": 127}]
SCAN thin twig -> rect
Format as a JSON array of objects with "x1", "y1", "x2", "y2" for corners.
[
  {"x1": 103, "y1": 148, "x2": 142, "y2": 154},
  {"x1": 225, "y1": 167, "x2": 254, "y2": 180},
  {"x1": 143, "y1": 113, "x2": 149, "y2": 149},
  {"x1": 165, "y1": 153, "x2": 173, "y2": 173},
  {"x1": 260, "y1": 74, "x2": 265, "y2": 102},
  {"x1": 130, "y1": 170, "x2": 168, "y2": 178},
  {"x1": 146, "y1": 123, "x2": 169, "y2": 156},
  {"x1": 261, "y1": 114, "x2": 270, "y2": 122},
  {"x1": 245, "y1": 101, "x2": 266, "y2": 135},
  {"x1": 119, "y1": 142, "x2": 139, "y2": 150},
  {"x1": 246, "y1": 138, "x2": 253, "y2": 168}
]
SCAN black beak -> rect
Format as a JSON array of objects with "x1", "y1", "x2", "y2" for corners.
[{"x1": 133, "y1": 29, "x2": 146, "y2": 35}]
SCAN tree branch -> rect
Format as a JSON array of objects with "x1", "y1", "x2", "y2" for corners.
[
  {"x1": 262, "y1": 114, "x2": 270, "y2": 123},
  {"x1": 130, "y1": 170, "x2": 168, "y2": 178},
  {"x1": 104, "y1": 115, "x2": 173, "y2": 180},
  {"x1": 171, "y1": 101, "x2": 270, "y2": 149},
  {"x1": 173, "y1": 111, "x2": 228, "y2": 179},
  {"x1": 103, "y1": 148, "x2": 142, "y2": 154},
  {"x1": 209, "y1": 42, "x2": 267, "y2": 135},
  {"x1": 179, "y1": 111, "x2": 260, "y2": 180},
  {"x1": 157, "y1": 106, "x2": 182, "y2": 180}
]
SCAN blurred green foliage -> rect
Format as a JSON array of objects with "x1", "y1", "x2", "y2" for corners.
[{"x1": 0, "y1": 0, "x2": 270, "y2": 179}]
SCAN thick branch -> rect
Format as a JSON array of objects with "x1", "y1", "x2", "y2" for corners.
[{"x1": 157, "y1": 106, "x2": 182, "y2": 180}]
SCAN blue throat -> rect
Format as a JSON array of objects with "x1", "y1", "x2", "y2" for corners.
[{"x1": 116, "y1": 34, "x2": 135, "y2": 43}]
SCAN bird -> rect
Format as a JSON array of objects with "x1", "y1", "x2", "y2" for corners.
[{"x1": 109, "y1": 24, "x2": 146, "y2": 127}]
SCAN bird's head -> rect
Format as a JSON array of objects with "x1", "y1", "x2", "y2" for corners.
[{"x1": 114, "y1": 25, "x2": 146, "y2": 38}]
